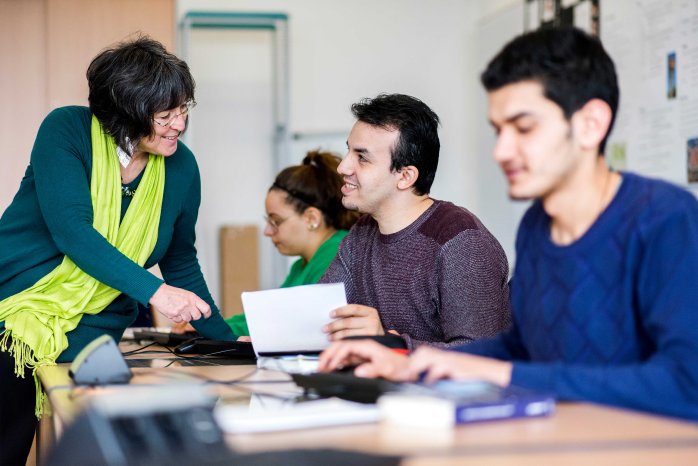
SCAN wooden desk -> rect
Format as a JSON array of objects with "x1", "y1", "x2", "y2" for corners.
[{"x1": 38, "y1": 349, "x2": 698, "y2": 465}]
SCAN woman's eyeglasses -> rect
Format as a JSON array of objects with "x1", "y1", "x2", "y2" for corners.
[
  {"x1": 153, "y1": 100, "x2": 197, "y2": 127},
  {"x1": 264, "y1": 215, "x2": 289, "y2": 232}
]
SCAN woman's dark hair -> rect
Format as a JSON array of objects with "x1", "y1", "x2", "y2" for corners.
[
  {"x1": 481, "y1": 27, "x2": 618, "y2": 154},
  {"x1": 350, "y1": 93, "x2": 440, "y2": 196},
  {"x1": 87, "y1": 35, "x2": 195, "y2": 152},
  {"x1": 271, "y1": 151, "x2": 360, "y2": 230}
]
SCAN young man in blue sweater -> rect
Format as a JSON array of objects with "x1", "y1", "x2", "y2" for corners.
[{"x1": 318, "y1": 27, "x2": 698, "y2": 421}]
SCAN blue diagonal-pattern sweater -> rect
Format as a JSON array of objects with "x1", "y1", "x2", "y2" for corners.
[
  {"x1": 458, "y1": 172, "x2": 698, "y2": 421},
  {"x1": 0, "y1": 106, "x2": 234, "y2": 361}
]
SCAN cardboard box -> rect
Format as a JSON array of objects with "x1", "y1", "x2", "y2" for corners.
[{"x1": 219, "y1": 225, "x2": 259, "y2": 317}]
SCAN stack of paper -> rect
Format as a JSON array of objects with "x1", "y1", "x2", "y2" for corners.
[
  {"x1": 256, "y1": 355, "x2": 320, "y2": 373},
  {"x1": 214, "y1": 396, "x2": 380, "y2": 433}
]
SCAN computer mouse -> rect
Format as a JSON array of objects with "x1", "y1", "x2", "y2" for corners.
[{"x1": 174, "y1": 337, "x2": 204, "y2": 355}]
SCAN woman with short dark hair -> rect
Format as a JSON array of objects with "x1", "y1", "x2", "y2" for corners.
[{"x1": 0, "y1": 36, "x2": 234, "y2": 465}]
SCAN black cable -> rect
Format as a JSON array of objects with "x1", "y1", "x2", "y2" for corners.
[
  {"x1": 157, "y1": 366, "x2": 294, "y2": 386},
  {"x1": 121, "y1": 340, "x2": 272, "y2": 374},
  {"x1": 121, "y1": 341, "x2": 158, "y2": 356},
  {"x1": 124, "y1": 341, "x2": 222, "y2": 362}
]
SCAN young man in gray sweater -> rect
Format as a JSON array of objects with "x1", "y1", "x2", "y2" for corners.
[{"x1": 321, "y1": 93, "x2": 511, "y2": 349}]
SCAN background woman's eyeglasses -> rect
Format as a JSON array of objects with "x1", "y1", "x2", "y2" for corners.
[
  {"x1": 153, "y1": 100, "x2": 196, "y2": 127},
  {"x1": 264, "y1": 215, "x2": 289, "y2": 232}
]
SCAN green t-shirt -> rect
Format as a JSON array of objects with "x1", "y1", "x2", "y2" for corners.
[{"x1": 225, "y1": 229, "x2": 348, "y2": 336}]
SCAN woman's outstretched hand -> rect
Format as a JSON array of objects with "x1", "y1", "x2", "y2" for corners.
[{"x1": 149, "y1": 283, "x2": 212, "y2": 323}]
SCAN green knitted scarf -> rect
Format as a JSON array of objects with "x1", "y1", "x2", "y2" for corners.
[{"x1": 0, "y1": 116, "x2": 165, "y2": 415}]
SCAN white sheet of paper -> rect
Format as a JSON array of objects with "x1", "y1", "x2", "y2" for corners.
[
  {"x1": 242, "y1": 283, "x2": 347, "y2": 355},
  {"x1": 215, "y1": 396, "x2": 379, "y2": 433}
]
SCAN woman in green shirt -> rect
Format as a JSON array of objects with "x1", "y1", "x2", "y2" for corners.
[{"x1": 228, "y1": 151, "x2": 360, "y2": 335}]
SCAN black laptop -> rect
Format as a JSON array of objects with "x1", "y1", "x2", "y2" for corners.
[
  {"x1": 131, "y1": 329, "x2": 199, "y2": 346},
  {"x1": 173, "y1": 338, "x2": 256, "y2": 359},
  {"x1": 131, "y1": 329, "x2": 256, "y2": 360}
]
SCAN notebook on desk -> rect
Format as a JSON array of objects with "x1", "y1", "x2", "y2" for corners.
[
  {"x1": 379, "y1": 380, "x2": 555, "y2": 426},
  {"x1": 292, "y1": 372, "x2": 555, "y2": 425},
  {"x1": 242, "y1": 283, "x2": 347, "y2": 357}
]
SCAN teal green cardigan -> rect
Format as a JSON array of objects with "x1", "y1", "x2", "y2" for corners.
[
  {"x1": 0, "y1": 106, "x2": 234, "y2": 361},
  {"x1": 226, "y1": 229, "x2": 348, "y2": 336}
]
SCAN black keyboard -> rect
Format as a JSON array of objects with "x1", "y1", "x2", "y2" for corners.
[{"x1": 291, "y1": 371, "x2": 400, "y2": 404}]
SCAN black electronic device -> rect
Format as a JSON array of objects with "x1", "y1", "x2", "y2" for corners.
[
  {"x1": 174, "y1": 338, "x2": 257, "y2": 360},
  {"x1": 291, "y1": 371, "x2": 400, "y2": 404},
  {"x1": 132, "y1": 329, "x2": 199, "y2": 346},
  {"x1": 44, "y1": 386, "x2": 232, "y2": 466},
  {"x1": 341, "y1": 334, "x2": 408, "y2": 350},
  {"x1": 173, "y1": 336, "x2": 205, "y2": 353},
  {"x1": 47, "y1": 397, "x2": 400, "y2": 466}
]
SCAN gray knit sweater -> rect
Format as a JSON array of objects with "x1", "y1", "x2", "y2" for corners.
[{"x1": 321, "y1": 200, "x2": 512, "y2": 349}]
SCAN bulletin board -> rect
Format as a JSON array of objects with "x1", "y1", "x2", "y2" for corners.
[
  {"x1": 602, "y1": 0, "x2": 698, "y2": 191},
  {"x1": 526, "y1": 0, "x2": 698, "y2": 191}
]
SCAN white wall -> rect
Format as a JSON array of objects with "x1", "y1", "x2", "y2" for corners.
[
  {"x1": 184, "y1": 27, "x2": 277, "y2": 301},
  {"x1": 474, "y1": 1, "x2": 528, "y2": 267},
  {"x1": 176, "y1": 0, "x2": 513, "y2": 295},
  {"x1": 479, "y1": 0, "x2": 522, "y2": 18},
  {"x1": 177, "y1": 0, "x2": 486, "y2": 203}
]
